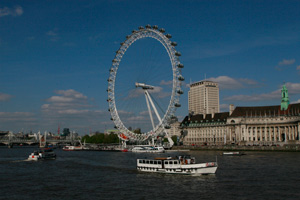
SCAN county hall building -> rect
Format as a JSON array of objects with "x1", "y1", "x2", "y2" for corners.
[{"x1": 181, "y1": 84, "x2": 300, "y2": 146}]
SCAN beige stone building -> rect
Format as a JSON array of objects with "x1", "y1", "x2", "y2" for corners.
[{"x1": 181, "y1": 85, "x2": 300, "y2": 146}]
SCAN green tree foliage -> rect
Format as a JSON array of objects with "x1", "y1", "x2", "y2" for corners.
[
  {"x1": 171, "y1": 135, "x2": 178, "y2": 145},
  {"x1": 163, "y1": 136, "x2": 178, "y2": 145},
  {"x1": 81, "y1": 133, "x2": 119, "y2": 144}
]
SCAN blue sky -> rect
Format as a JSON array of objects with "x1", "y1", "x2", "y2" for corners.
[{"x1": 1, "y1": 0, "x2": 300, "y2": 134}]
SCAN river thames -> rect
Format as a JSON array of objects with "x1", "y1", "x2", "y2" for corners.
[{"x1": 1, "y1": 147, "x2": 299, "y2": 200}]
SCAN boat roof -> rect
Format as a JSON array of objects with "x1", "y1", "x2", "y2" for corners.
[{"x1": 154, "y1": 157, "x2": 172, "y2": 160}]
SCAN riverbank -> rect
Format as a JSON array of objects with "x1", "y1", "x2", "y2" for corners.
[{"x1": 172, "y1": 144, "x2": 300, "y2": 152}]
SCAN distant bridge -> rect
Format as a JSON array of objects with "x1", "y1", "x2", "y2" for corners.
[{"x1": 0, "y1": 137, "x2": 76, "y2": 146}]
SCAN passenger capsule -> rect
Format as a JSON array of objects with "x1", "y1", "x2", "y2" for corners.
[
  {"x1": 107, "y1": 89, "x2": 112, "y2": 92},
  {"x1": 159, "y1": 28, "x2": 165, "y2": 33},
  {"x1": 107, "y1": 78, "x2": 112, "y2": 82},
  {"x1": 177, "y1": 89, "x2": 184, "y2": 94},
  {"x1": 170, "y1": 115, "x2": 177, "y2": 119},
  {"x1": 171, "y1": 42, "x2": 177, "y2": 46},
  {"x1": 120, "y1": 42, "x2": 124, "y2": 45},
  {"x1": 114, "y1": 126, "x2": 117, "y2": 129},
  {"x1": 132, "y1": 30, "x2": 137, "y2": 33},
  {"x1": 109, "y1": 68, "x2": 114, "y2": 72},
  {"x1": 174, "y1": 103, "x2": 181, "y2": 107},
  {"x1": 165, "y1": 34, "x2": 172, "y2": 39},
  {"x1": 145, "y1": 24, "x2": 151, "y2": 29},
  {"x1": 152, "y1": 25, "x2": 158, "y2": 29},
  {"x1": 177, "y1": 63, "x2": 184, "y2": 68},
  {"x1": 112, "y1": 59, "x2": 118, "y2": 63},
  {"x1": 126, "y1": 35, "x2": 131, "y2": 39},
  {"x1": 110, "y1": 117, "x2": 113, "y2": 120},
  {"x1": 178, "y1": 75, "x2": 185, "y2": 81},
  {"x1": 107, "y1": 98, "x2": 112, "y2": 101},
  {"x1": 175, "y1": 51, "x2": 181, "y2": 56},
  {"x1": 164, "y1": 125, "x2": 171, "y2": 129},
  {"x1": 138, "y1": 26, "x2": 144, "y2": 30}
]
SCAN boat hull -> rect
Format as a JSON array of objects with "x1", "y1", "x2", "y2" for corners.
[
  {"x1": 131, "y1": 146, "x2": 165, "y2": 153},
  {"x1": 62, "y1": 146, "x2": 83, "y2": 151},
  {"x1": 137, "y1": 166, "x2": 217, "y2": 175}
]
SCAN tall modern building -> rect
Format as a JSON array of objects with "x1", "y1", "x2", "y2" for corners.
[{"x1": 188, "y1": 80, "x2": 220, "y2": 115}]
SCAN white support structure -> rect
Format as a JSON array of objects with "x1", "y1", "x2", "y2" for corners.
[{"x1": 143, "y1": 87, "x2": 174, "y2": 147}]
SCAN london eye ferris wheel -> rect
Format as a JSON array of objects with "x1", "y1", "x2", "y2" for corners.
[{"x1": 107, "y1": 25, "x2": 184, "y2": 143}]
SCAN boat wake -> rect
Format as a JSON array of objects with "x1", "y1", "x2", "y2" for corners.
[{"x1": 11, "y1": 159, "x2": 32, "y2": 163}]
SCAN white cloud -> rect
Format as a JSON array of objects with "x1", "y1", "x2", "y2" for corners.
[
  {"x1": 46, "y1": 28, "x2": 59, "y2": 41},
  {"x1": 42, "y1": 89, "x2": 91, "y2": 112},
  {"x1": 220, "y1": 104, "x2": 229, "y2": 111},
  {"x1": 47, "y1": 96, "x2": 75, "y2": 103},
  {"x1": 291, "y1": 99, "x2": 300, "y2": 104},
  {"x1": 160, "y1": 80, "x2": 172, "y2": 86},
  {"x1": 285, "y1": 82, "x2": 300, "y2": 94},
  {"x1": 127, "y1": 116, "x2": 146, "y2": 121},
  {"x1": 278, "y1": 59, "x2": 295, "y2": 66},
  {"x1": 207, "y1": 76, "x2": 258, "y2": 90},
  {"x1": 46, "y1": 89, "x2": 87, "y2": 103},
  {"x1": 39, "y1": 89, "x2": 113, "y2": 133},
  {"x1": 0, "y1": 93, "x2": 12, "y2": 101},
  {"x1": 224, "y1": 82, "x2": 300, "y2": 102},
  {"x1": 0, "y1": 112, "x2": 37, "y2": 129},
  {"x1": 224, "y1": 90, "x2": 280, "y2": 102},
  {"x1": 0, "y1": 6, "x2": 23, "y2": 17},
  {"x1": 58, "y1": 109, "x2": 90, "y2": 114}
]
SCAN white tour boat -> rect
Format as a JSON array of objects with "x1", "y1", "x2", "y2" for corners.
[
  {"x1": 132, "y1": 145, "x2": 165, "y2": 153},
  {"x1": 28, "y1": 147, "x2": 56, "y2": 161},
  {"x1": 137, "y1": 155, "x2": 217, "y2": 175}
]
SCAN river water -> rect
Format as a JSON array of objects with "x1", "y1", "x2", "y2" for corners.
[{"x1": 1, "y1": 147, "x2": 300, "y2": 200}]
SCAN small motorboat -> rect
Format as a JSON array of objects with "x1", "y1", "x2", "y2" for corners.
[
  {"x1": 222, "y1": 152, "x2": 245, "y2": 156},
  {"x1": 62, "y1": 145, "x2": 83, "y2": 151},
  {"x1": 63, "y1": 140, "x2": 85, "y2": 151},
  {"x1": 28, "y1": 147, "x2": 56, "y2": 161}
]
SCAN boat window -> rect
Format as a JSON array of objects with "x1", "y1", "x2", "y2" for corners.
[
  {"x1": 158, "y1": 161, "x2": 161, "y2": 164},
  {"x1": 142, "y1": 160, "x2": 145, "y2": 163},
  {"x1": 164, "y1": 161, "x2": 168, "y2": 165},
  {"x1": 174, "y1": 161, "x2": 178, "y2": 164},
  {"x1": 150, "y1": 161, "x2": 153, "y2": 164},
  {"x1": 146, "y1": 160, "x2": 149, "y2": 164},
  {"x1": 139, "y1": 160, "x2": 142, "y2": 163},
  {"x1": 169, "y1": 161, "x2": 173, "y2": 165},
  {"x1": 154, "y1": 161, "x2": 157, "y2": 164}
]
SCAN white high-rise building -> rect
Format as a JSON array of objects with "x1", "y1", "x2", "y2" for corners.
[{"x1": 188, "y1": 80, "x2": 220, "y2": 115}]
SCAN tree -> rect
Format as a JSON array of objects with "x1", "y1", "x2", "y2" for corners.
[
  {"x1": 171, "y1": 135, "x2": 178, "y2": 145},
  {"x1": 81, "y1": 133, "x2": 119, "y2": 144},
  {"x1": 133, "y1": 128, "x2": 141, "y2": 134}
]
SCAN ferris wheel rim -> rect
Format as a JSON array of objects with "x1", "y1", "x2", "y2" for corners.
[{"x1": 107, "y1": 25, "x2": 184, "y2": 141}]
